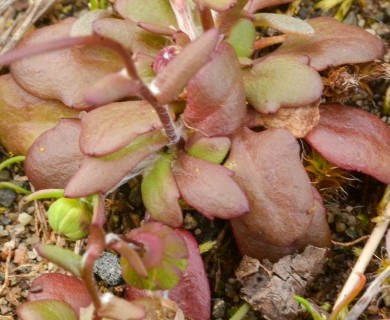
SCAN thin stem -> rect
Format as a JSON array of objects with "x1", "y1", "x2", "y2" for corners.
[
  {"x1": 138, "y1": 84, "x2": 180, "y2": 145},
  {"x1": 22, "y1": 189, "x2": 65, "y2": 204},
  {"x1": 333, "y1": 185, "x2": 390, "y2": 310},
  {"x1": 0, "y1": 155, "x2": 25, "y2": 171},
  {"x1": 199, "y1": 6, "x2": 215, "y2": 31},
  {"x1": 0, "y1": 182, "x2": 31, "y2": 195},
  {"x1": 346, "y1": 266, "x2": 390, "y2": 320},
  {"x1": 91, "y1": 193, "x2": 105, "y2": 227},
  {"x1": 253, "y1": 35, "x2": 288, "y2": 51},
  {"x1": 0, "y1": 34, "x2": 180, "y2": 145}
]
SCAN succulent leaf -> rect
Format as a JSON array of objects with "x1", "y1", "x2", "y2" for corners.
[
  {"x1": 244, "y1": 55, "x2": 323, "y2": 113},
  {"x1": 25, "y1": 119, "x2": 85, "y2": 190},
  {"x1": 121, "y1": 222, "x2": 188, "y2": 290},
  {"x1": 17, "y1": 300, "x2": 78, "y2": 320},
  {"x1": 65, "y1": 130, "x2": 168, "y2": 198},
  {"x1": 10, "y1": 18, "x2": 121, "y2": 109},
  {"x1": 226, "y1": 18, "x2": 256, "y2": 57},
  {"x1": 151, "y1": 28, "x2": 219, "y2": 105},
  {"x1": 186, "y1": 134, "x2": 231, "y2": 164},
  {"x1": 254, "y1": 13, "x2": 314, "y2": 35},
  {"x1": 35, "y1": 245, "x2": 83, "y2": 277},
  {"x1": 184, "y1": 42, "x2": 247, "y2": 136},
  {"x1": 305, "y1": 104, "x2": 390, "y2": 184},
  {"x1": 115, "y1": 0, "x2": 178, "y2": 27},
  {"x1": 271, "y1": 16, "x2": 386, "y2": 71},
  {"x1": 0, "y1": 74, "x2": 78, "y2": 155},
  {"x1": 80, "y1": 101, "x2": 164, "y2": 157},
  {"x1": 225, "y1": 128, "x2": 330, "y2": 261},
  {"x1": 27, "y1": 273, "x2": 91, "y2": 316},
  {"x1": 141, "y1": 154, "x2": 183, "y2": 228},
  {"x1": 172, "y1": 153, "x2": 249, "y2": 219}
]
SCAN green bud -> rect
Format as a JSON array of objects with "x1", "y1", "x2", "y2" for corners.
[{"x1": 47, "y1": 198, "x2": 92, "y2": 241}]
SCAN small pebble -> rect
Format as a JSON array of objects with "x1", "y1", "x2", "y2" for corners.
[
  {"x1": 0, "y1": 216, "x2": 12, "y2": 226},
  {"x1": 94, "y1": 252, "x2": 123, "y2": 286},
  {"x1": 212, "y1": 299, "x2": 226, "y2": 318},
  {"x1": 336, "y1": 221, "x2": 347, "y2": 233},
  {"x1": 18, "y1": 212, "x2": 32, "y2": 226},
  {"x1": 0, "y1": 189, "x2": 17, "y2": 207},
  {"x1": 184, "y1": 213, "x2": 198, "y2": 230}
]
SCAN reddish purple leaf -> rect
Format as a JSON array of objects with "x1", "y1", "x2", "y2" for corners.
[
  {"x1": 65, "y1": 131, "x2": 168, "y2": 198},
  {"x1": 80, "y1": 101, "x2": 164, "y2": 156},
  {"x1": 305, "y1": 104, "x2": 390, "y2": 184},
  {"x1": 245, "y1": 0, "x2": 294, "y2": 12},
  {"x1": 151, "y1": 29, "x2": 220, "y2": 106},
  {"x1": 172, "y1": 153, "x2": 249, "y2": 219},
  {"x1": 126, "y1": 229, "x2": 211, "y2": 320},
  {"x1": 225, "y1": 128, "x2": 330, "y2": 261},
  {"x1": 10, "y1": 18, "x2": 121, "y2": 109},
  {"x1": 84, "y1": 72, "x2": 142, "y2": 107},
  {"x1": 28, "y1": 273, "x2": 91, "y2": 316},
  {"x1": 0, "y1": 74, "x2": 78, "y2": 155},
  {"x1": 184, "y1": 42, "x2": 247, "y2": 136},
  {"x1": 25, "y1": 119, "x2": 85, "y2": 190},
  {"x1": 271, "y1": 16, "x2": 386, "y2": 71}
]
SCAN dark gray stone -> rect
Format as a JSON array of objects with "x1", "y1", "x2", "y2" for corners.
[
  {"x1": 93, "y1": 251, "x2": 123, "y2": 286},
  {"x1": 0, "y1": 189, "x2": 17, "y2": 207}
]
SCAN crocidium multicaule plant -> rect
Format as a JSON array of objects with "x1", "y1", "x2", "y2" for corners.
[{"x1": 0, "y1": 0, "x2": 389, "y2": 318}]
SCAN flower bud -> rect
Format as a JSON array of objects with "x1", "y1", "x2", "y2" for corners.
[{"x1": 47, "y1": 198, "x2": 92, "y2": 241}]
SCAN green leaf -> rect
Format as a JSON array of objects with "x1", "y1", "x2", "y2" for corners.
[
  {"x1": 186, "y1": 135, "x2": 231, "y2": 164},
  {"x1": 115, "y1": 0, "x2": 177, "y2": 27},
  {"x1": 35, "y1": 244, "x2": 82, "y2": 277},
  {"x1": 226, "y1": 19, "x2": 256, "y2": 57},
  {"x1": 254, "y1": 13, "x2": 314, "y2": 35},
  {"x1": 17, "y1": 300, "x2": 78, "y2": 320},
  {"x1": 294, "y1": 296, "x2": 325, "y2": 320},
  {"x1": 141, "y1": 153, "x2": 183, "y2": 227}
]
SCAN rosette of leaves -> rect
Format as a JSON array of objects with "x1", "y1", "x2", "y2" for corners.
[{"x1": 0, "y1": 0, "x2": 388, "y2": 265}]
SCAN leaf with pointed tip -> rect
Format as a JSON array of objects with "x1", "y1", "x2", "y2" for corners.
[
  {"x1": 93, "y1": 18, "x2": 170, "y2": 56},
  {"x1": 184, "y1": 42, "x2": 246, "y2": 136},
  {"x1": 141, "y1": 154, "x2": 183, "y2": 228},
  {"x1": 225, "y1": 128, "x2": 330, "y2": 261},
  {"x1": 35, "y1": 245, "x2": 82, "y2": 277},
  {"x1": 244, "y1": 55, "x2": 323, "y2": 113},
  {"x1": 226, "y1": 19, "x2": 256, "y2": 57},
  {"x1": 65, "y1": 131, "x2": 168, "y2": 198},
  {"x1": 172, "y1": 153, "x2": 249, "y2": 219},
  {"x1": 271, "y1": 17, "x2": 386, "y2": 71},
  {"x1": 115, "y1": 0, "x2": 178, "y2": 27},
  {"x1": 195, "y1": 0, "x2": 237, "y2": 11},
  {"x1": 25, "y1": 119, "x2": 85, "y2": 190},
  {"x1": 28, "y1": 273, "x2": 91, "y2": 316},
  {"x1": 17, "y1": 300, "x2": 78, "y2": 320},
  {"x1": 186, "y1": 134, "x2": 231, "y2": 164},
  {"x1": 245, "y1": 0, "x2": 294, "y2": 12},
  {"x1": 80, "y1": 101, "x2": 164, "y2": 156},
  {"x1": 98, "y1": 294, "x2": 146, "y2": 320},
  {"x1": 305, "y1": 104, "x2": 390, "y2": 184},
  {"x1": 122, "y1": 222, "x2": 188, "y2": 290},
  {"x1": 0, "y1": 74, "x2": 79, "y2": 155},
  {"x1": 10, "y1": 18, "x2": 121, "y2": 109},
  {"x1": 254, "y1": 13, "x2": 314, "y2": 35},
  {"x1": 151, "y1": 29, "x2": 219, "y2": 106}
]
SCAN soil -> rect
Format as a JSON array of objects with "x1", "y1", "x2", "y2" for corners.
[{"x1": 0, "y1": 0, "x2": 389, "y2": 319}]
